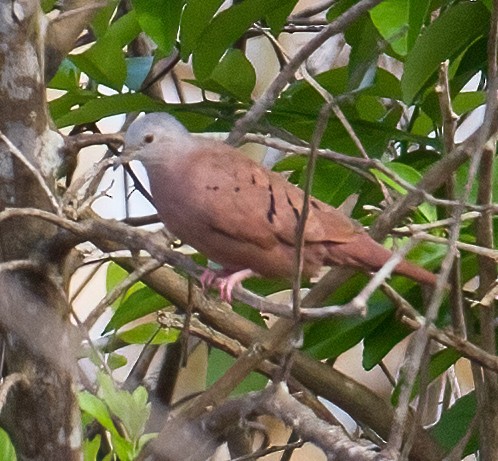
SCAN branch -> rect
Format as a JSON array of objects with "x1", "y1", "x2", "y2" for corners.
[
  {"x1": 116, "y1": 260, "x2": 443, "y2": 461},
  {"x1": 0, "y1": 372, "x2": 28, "y2": 411},
  {"x1": 64, "y1": 132, "x2": 123, "y2": 152},
  {"x1": 45, "y1": 1, "x2": 108, "y2": 80},
  {"x1": 293, "y1": 102, "x2": 333, "y2": 318},
  {"x1": 82, "y1": 258, "x2": 165, "y2": 329},
  {"x1": 205, "y1": 384, "x2": 390, "y2": 461},
  {"x1": 382, "y1": 284, "x2": 498, "y2": 373},
  {"x1": 227, "y1": 0, "x2": 384, "y2": 145},
  {"x1": 0, "y1": 131, "x2": 60, "y2": 213}
]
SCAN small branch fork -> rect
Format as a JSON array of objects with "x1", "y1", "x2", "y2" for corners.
[{"x1": 202, "y1": 383, "x2": 390, "y2": 461}]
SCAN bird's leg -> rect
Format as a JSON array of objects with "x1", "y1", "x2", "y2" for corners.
[
  {"x1": 200, "y1": 269, "x2": 220, "y2": 292},
  {"x1": 200, "y1": 268, "x2": 235, "y2": 294},
  {"x1": 200, "y1": 268, "x2": 255, "y2": 303},
  {"x1": 215, "y1": 269, "x2": 255, "y2": 303}
]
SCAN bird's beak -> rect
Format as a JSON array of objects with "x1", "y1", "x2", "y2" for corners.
[
  {"x1": 118, "y1": 146, "x2": 138, "y2": 163},
  {"x1": 114, "y1": 148, "x2": 133, "y2": 170}
]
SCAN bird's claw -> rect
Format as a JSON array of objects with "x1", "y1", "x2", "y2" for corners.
[{"x1": 200, "y1": 268, "x2": 255, "y2": 303}]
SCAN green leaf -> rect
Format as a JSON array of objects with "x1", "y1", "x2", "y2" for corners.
[
  {"x1": 345, "y1": 15, "x2": 383, "y2": 91},
  {"x1": 207, "y1": 349, "x2": 267, "y2": 395},
  {"x1": 107, "y1": 352, "x2": 128, "y2": 370},
  {"x1": 91, "y1": 0, "x2": 120, "y2": 39},
  {"x1": 407, "y1": 0, "x2": 431, "y2": 51},
  {"x1": 363, "y1": 312, "x2": 411, "y2": 369},
  {"x1": 138, "y1": 433, "x2": 158, "y2": 452},
  {"x1": 392, "y1": 348, "x2": 461, "y2": 405},
  {"x1": 83, "y1": 435, "x2": 101, "y2": 461},
  {"x1": 98, "y1": 374, "x2": 151, "y2": 443},
  {"x1": 106, "y1": 262, "x2": 130, "y2": 294},
  {"x1": 78, "y1": 391, "x2": 117, "y2": 434},
  {"x1": 70, "y1": 11, "x2": 141, "y2": 91},
  {"x1": 452, "y1": 91, "x2": 486, "y2": 116},
  {"x1": 300, "y1": 158, "x2": 364, "y2": 207},
  {"x1": 326, "y1": 0, "x2": 357, "y2": 22},
  {"x1": 0, "y1": 428, "x2": 16, "y2": 461},
  {"x1": 455, "y1": 160, "x2": 498, "y2": 206},
  {"x1": 103, "y1": 10, "x2": 143, "y2": 48},
  {"x1": 54, "y1": 93, "x2": 166, "y2": 128},
  {"x1": 49, "y1": 89, "x2": 97, "y2": 122},
  {"x1": 48, "y1": 59, "x2": 80, "y2": 90},
  {"x1": 180, "y1": 0, "x2": 225, "y2": 59},
  {"x1": 104, "y1": 285, "x2": 170, "y2": 333},
  {"x1": 132, "y1": 0, "x2": 183, "y2": 54},
  {"x1": 192, "y1": 0, "x2": 284, "y2": 80},
  {"x1": 275, "y1": 67, "x2": 403, "y2": 113},
  {"x1": 413, "y1": 348, "x2": 460, "y2": 398},
  {"x1": 41, "y1": 0, "x2": 57, "y2": 12},
  {"x1": 264, "y1": 0, "x2": 299, "y2": 35},
  {"x1": 401, "y1": 1, "x2": 490, "y2": 103},
  {"x1": 430, "y1": 392, "x2": 477, "y2": 455},
  {"x1": 118, "y1": 323, "x2": 180, "y2": 345},
  {"x1": 371, "y1": 163, "x2": 437, "y2": 223},
  {"x1": 202, "y1": 49, "x2": 256, "y2": 101},
  {"x1": 242, "y1": 277, "x2": 292, "y2": 298},
  {"x1": 370, "y1": 0, "x2": 409, "y2": 56},
  {"x1": 110, "y1": 432, "x2": 135, "y2": 461},
  {"x1": 303, "y1": 277, "x2": 394, "y2": 360}
]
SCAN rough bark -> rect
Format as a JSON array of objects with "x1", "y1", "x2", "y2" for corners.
[{"x1": 0, "y1": 1, "x2": 81, "y2": 459}]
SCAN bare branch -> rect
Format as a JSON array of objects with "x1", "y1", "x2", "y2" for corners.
[
  {"x1": 242, "y1": 384, "x2": 388, "y2": 461},
  {"x1": 0, "y1": 130, "x2": 60, "y2": 212},
  {"x1": 82, "y1": 258, "x2": 165, "y2": 329},
  {"x1": 227, "y1": 0, "x2": 384, "y2": 145},
  {"x1": 0, "y1": 373, "x2": 28, "y2": 411},
  {"x1": 293, "y1": 102, "x2": 333, "y2": 318}
]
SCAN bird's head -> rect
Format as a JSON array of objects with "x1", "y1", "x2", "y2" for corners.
[{"x1": 120, "y1": 112, "x2": 190, "y2": 165}]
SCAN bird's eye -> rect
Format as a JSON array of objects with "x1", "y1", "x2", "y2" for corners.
[{"x1": 144, "y1": 134, "x2": 154, "y2": 143}]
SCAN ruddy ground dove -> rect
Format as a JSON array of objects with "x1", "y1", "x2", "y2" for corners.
[{"x1": 123, "y1": 113, "x2": 437, "y2": 301}]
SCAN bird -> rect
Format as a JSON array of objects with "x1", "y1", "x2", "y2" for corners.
[{"x1": 122, "y1": 112, "x2": 437, "y2": 302}]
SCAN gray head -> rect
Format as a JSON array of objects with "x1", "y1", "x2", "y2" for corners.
[{"x1": 122, "y1": 112, "x2": 191, "y2": 162}]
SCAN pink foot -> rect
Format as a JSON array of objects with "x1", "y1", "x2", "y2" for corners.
[
  {"x1": 200, "y1": 269, "x2": 219, "y2": 291},
  {"x1": 200, "y1": 268, "x2": 255, "y2": 303}
]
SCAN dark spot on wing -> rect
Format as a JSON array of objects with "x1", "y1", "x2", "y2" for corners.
[
  {"x1": 286, "y1": 193, "x2": 300, "y2": 221},
  {"x1": 267, "y1": 184, "x2": 277, "y2": 224},
  {"x1": 234, "y1": 186, "x2": 240, "y2": 192},
  {"x1": 206, "y1": 185, "x2": 220, "y2": 191},
  {"x1": 251, "y1": 175, "x2": 256, "y2": 185}
]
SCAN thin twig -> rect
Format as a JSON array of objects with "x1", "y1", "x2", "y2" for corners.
[
  {"x1": 227, "y1": 0, "x2": 384, "y2": 145},
  {"x1": 0, "y1": 130, "x2": 60, "y2": 213},
  {"x1": 230, "y1": 440, "x2": 305, "y2": 461},
  {"x1": 293, "y1": 102, "x2": 333, "y2": 318},
  {"x1": 393, "y1": 212, "x2": 480, "y2": 233},
  {"x1": 83, "y1": 258, "x2": 165, "y2": 329},
  {"x1": 0, "y1": 373, "x2": 29, "y2": 411},
  {"x1": 243, "y1": 133, "x2": 487, "y2": 210},
  {"x1": 290, "y1": 0, "x2": 337, "y2": 19},
  {"x1": 386, "y1": 217, "x2": 460, "y2": 459},
  {"x1": 473, "y1": 0, "x2": 498, "y2": 454},
  {"x1": 382, "y1": 284, "x2": 498, "y2": 373},
  {"x1": 393, "y1": 231, "x2": 498, "y2": 260}
]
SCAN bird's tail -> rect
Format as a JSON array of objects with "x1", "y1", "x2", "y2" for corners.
[
  {"x1": 393, "y1": 258, "x2": 438, "y2": 286},
  {"x1": 324, "y1": 238, "x2": 438, "y2": 286}
]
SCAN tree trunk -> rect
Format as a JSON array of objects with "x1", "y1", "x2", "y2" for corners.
[{"x1": 0, "y1": 1, "x2": 81, "y2": 459}]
